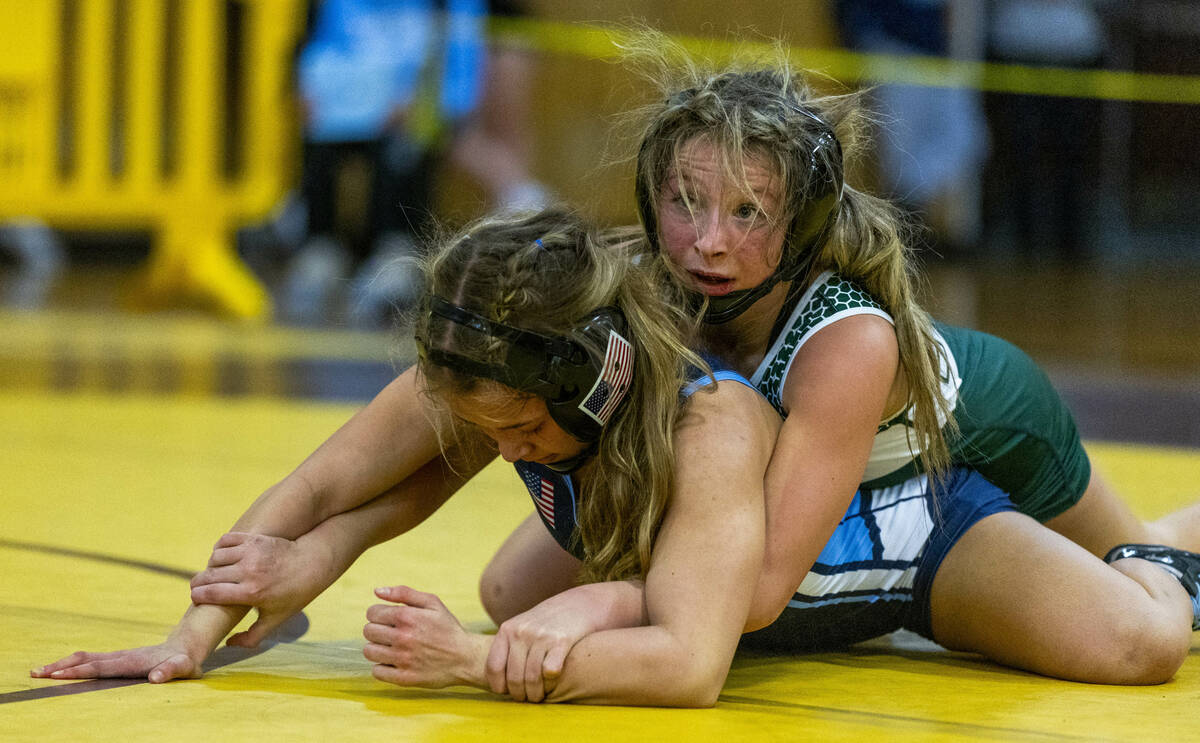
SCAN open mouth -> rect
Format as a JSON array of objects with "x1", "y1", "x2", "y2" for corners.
[{"x1": 690, "y1": 271, "x2": 735, "y2": 296}]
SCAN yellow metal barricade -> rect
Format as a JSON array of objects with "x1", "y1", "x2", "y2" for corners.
[{"x1": 0, "y1": 0, "x2": 303, "y2": 319}]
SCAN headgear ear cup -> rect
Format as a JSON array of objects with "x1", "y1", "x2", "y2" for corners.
[
  {"x1": 777, "y1": 112, "x2": 844, "y2": 282},
  {"x1": 422, "y1": 297, "x2": 635, "y2": 442},
  {"x1": 546, "y1": 308, "x2": 635, "y2": 441}
]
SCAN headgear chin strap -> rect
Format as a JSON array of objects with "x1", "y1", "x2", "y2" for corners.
[
  {"x1": 697, "y1": 272, "x2": 788, "y2": 325},
  {"x1": 422, "y1": 296, "x2": 635, "y2": 443},
  {"x1": 636, "y1": 95, "x2": 845, "y2": 325}
]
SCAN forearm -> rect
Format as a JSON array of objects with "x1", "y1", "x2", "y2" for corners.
[
  {"x1": 397, "y1": 620, "x2": 718, "y2": 707},
  {"x1": 300, "y1": 448, "x2": 492, "y2": 580},
  {"x1": 166, "y1": 603, "x2": 251, "y2": 662},
  {"x1": 555, "y1": 580, "x2": 648, "y2": 631},
  {"x1": 227, "y1": 477, "x2": 324, "y2": 540},
  {"x1": 291, "y1": 487, "x2": 431, "y2": 590},
  {"x1": 229, "y1": 371, "x2": 448, "y2": 539},
  {"x1": 418, "y1": 624, "x2": 715, "y2": 706},
  {"x1": 545, "y1": 626, "x2": 726, "y2": 707},
  {"x1": 219, "y1": 436, "x2": 442, "y2": 543},
  {"x1": 226, "y1": 433, "x2": 420, "y2": 539}
]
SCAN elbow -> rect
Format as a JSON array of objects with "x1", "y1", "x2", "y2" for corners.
[
  {"x1": 686, "y1": 682, "x2": 723, "y2": 709},
  {"x1": 655, "y1": 678, "x2": 721, "y2": 708},
  {"x1": 743, "y1": 574, "x2": 793, "y2": 633},
  {"x1": 619, "y1": 646, "x2": 729, "y2": 707},
  {"x1": 666, "y1": 657, "x2": 730, "y2": 708},
  {"x1": 743, "y1": 597, "x2": 787, "y2": 633}
]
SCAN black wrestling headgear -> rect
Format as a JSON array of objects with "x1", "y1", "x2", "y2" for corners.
[
  {"x1": 636, "y1": 88, "x2": 844, "y2": 324},
  {"x1": 420, "y1": 296, "x2": 635, "y2": 443}
]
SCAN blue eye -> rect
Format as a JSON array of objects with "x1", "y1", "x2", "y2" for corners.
[{"x1": 735, "y1": 204, "x2": 758, "y2": 220}]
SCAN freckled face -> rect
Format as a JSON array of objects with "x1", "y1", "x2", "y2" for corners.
[
  {"x1": 447, "y1": 387, "x2": 588, "y2": 465},
  {"x1": 656, "y1": 137, "x2": 788, "y2": 297}
]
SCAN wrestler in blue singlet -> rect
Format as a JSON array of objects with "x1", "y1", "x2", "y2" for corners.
[{"x1": 514, "y1": 365, "x2": 1017, "y2": 650}]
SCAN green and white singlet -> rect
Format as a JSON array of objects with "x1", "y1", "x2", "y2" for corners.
[{"x1": 749, "y1": 270, "x2": 1090, "y2": 523}]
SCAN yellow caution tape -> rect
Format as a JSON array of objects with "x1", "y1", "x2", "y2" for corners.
[{"x1": 489, "y1": 17, "x2": 1200, "y2": 105}]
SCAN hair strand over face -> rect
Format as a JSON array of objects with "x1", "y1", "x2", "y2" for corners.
[{"x1": 625, "y1": 30, "x2": 959, "y2": 485}]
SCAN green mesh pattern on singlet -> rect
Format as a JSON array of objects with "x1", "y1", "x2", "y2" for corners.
[{"x1": 755, "y1": 274, "x2": 886, "y2": 414}]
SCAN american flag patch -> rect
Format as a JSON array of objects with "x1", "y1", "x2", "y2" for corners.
[
  {"x1": 578, "y1": 331, "x2": 634, "y2": 425},
  {"x1": 520, "y1": 466, "x2": 556, "y2": 528}
]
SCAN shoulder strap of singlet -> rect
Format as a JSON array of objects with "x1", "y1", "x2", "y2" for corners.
[
  {"x1": 750, "y1": 272, "x2": 893, "y2": 413},
  {"x1": 767, "y1": 276, "x2": 811, "y2": 347},
  {"x1": 682, "y1": 368, "x2": 757, "y2": 398}
]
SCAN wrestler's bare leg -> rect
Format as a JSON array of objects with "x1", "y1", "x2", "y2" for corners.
[{"x1": 1045, "y1": 467, "x2": 1200, "y2": 557}]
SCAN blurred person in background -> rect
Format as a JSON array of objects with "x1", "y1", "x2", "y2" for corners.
[
  {"x1": 834, "y1": 0, "x2": 990, "y2": 256},
  {"x1": 279, "y1": 0, "x2": 487, "y2": 328},
  {"x1": 0, "y1": 220, "x2": 64, "y2": 309},
  {"x1": 448, "y1": 0, "x2": 552, "y2": 213},
  {"x1": 983, "y1": 0, "x2": 1110, "y2": 262}
]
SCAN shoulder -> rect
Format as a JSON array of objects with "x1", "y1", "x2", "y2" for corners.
[
  {"x1": 756, "y1": 272, "x2": 895, "y2": 407},
  {"x1": 782, "y1": 311, "x2": 899, "y2": 411},
  {"x1": 785, "y1": 273, "x2": 897, "y2": 378},
  {"x1": 678, "y1": 377, "x2": 780, "y2": 462},
  {"x1": 802, "y1": 309, "x2": 898, "y2": 358},
  {"x1": 663, "y1": 378, "x2": 778, "y2": 519}
]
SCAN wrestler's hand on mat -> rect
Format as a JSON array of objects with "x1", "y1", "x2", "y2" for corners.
[
  {"x1": 31, "y1": 640, "x2": 202, "y2": 683},
  {"x1": 189, "y1": 532, "x2": 326, "y2": 648},
  {"x1": 363, "y1": 585, "x2": 491, "y2": 691},
  {"x1": 485, "y1": 589, "x2": 602, "y2": 702},
  {"x1": 486, "y1": 581, "x2": 647, "y2": 703}
]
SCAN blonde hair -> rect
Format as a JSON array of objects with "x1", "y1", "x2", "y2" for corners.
[
  {"x1": 628, "y1": 33, "x2": 957, "y2": 480},
  {"x1": 413, "y1": 208, "x2": 708, "y2": 581}
]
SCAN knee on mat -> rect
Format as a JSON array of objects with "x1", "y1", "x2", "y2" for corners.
[
  {"x1": 1105, "y1": 617, "x2": 1190, "y2": 685},
  {"x1": 479, "y1": 563, "x2": 518, "y2": 625}
]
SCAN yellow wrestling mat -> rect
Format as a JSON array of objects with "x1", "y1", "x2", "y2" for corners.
[{"x1": 2, "y1": 319, "x2": 1199, "y2": 741}]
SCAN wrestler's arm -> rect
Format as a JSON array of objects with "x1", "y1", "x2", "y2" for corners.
[
  {"x1": 33, "y1": 367, "x2": 458, "y2": 681},
  {"x1": 228, "y1": 367, "x2": 446, "y2": 537},
  {"x1": 744, "y1": 314, "x2": 900, "y2": 630},
  {"x1": 189, "y1": 444, "x2": 496, "y2": 649},
  {"x1": 362, "y1": 380, "x2": 776, "y2": 705},
  {"x1": 533, "y1": 380, "x2": 776, "y2": 705}
]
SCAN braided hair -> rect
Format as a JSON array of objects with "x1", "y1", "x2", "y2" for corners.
[{"x1": 414, "y1": 208, "x2": 708, "y2": 581}]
